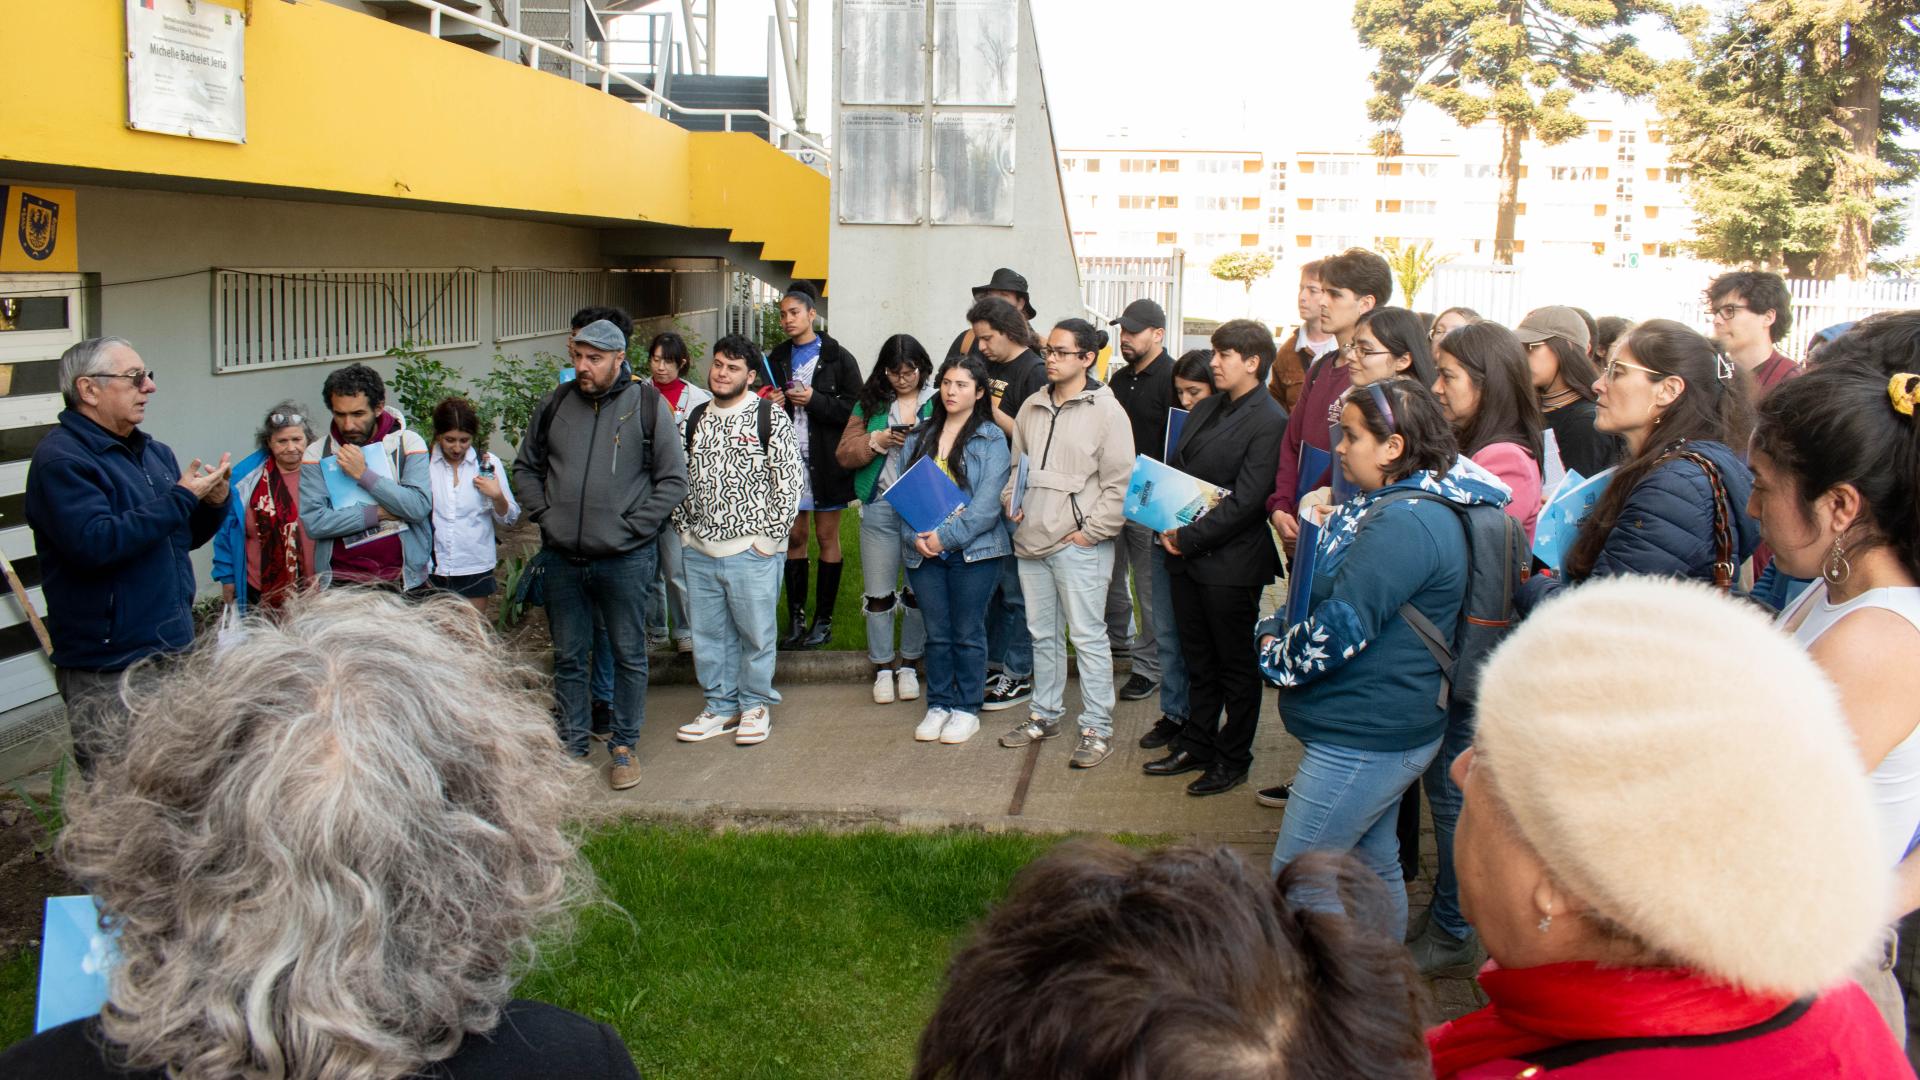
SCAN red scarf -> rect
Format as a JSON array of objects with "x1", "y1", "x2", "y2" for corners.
[
  {"x1": 653, "y1": 376, "x2": 687, "y2": 411},
  {"x1": 1428, "y1": 961, "x2": 1794, "y2": 1078},
  {"x1": 250, "y1": 465, "x2": 306, "y2": 610}
]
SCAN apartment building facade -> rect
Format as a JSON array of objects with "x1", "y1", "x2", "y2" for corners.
[{"x1": 1058, "y1": 147, "x2": 1288, "y2": 260}]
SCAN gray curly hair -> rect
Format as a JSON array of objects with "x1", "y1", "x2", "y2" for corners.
[
  {"x1": 58, "y1": 589, "x2": 595, "y2": 1080},
  {"x1": 255, "y1": 398, "x2": 318, "y2": 452}
]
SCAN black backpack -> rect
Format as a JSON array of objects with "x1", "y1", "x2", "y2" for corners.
[
  {"x1": 1371, "y1": 489, "x2": 1528, "y2": 710},
  {"x1": 529, "y1": 378, "x2": 659, "y2": 469},
  {"x1": 683, "y1": 396, "x2": 774, "y2": 459}
]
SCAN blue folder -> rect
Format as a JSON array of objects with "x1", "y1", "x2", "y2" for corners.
[
  {"x1": 319, "y1": 443, "x2": 395, "y2": 511},
  {"x1": 1532, "y1": 468, "x2": 1615, "y2": 570},
  {"x1": 1164, "y1": 407, "x2": 1189, "y2": 459},
  {"x1": 1008, "y1": 454, "x2": 1030, "y2": 518},
  {"x1": 37, "y1": 895, "x2": 114, "y2": 1033},
  {"x1": 1297, "y1": 443, "x2": 1333, "y2": 501},
  {"x1": 883, "y1": 455, "x2": 968, "y2": 535},
  {"x1": 1285, "y1": 517, "x2": 1322, "y2": 629},
  {"x1": 1124, "y1": 455, "x2": 1228, "y2": 533}
]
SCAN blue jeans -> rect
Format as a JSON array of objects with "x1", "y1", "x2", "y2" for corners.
[
  {"x1": 860, "y1": 500, "x2": 926, "y2": 667},
  {"x1": 645, "y1": 527, "x2": 692, "y2": 637},
  {"x1": 545, "y1": 544, "x2": 657, "y2": 756},
  {"x1": 1423, "y1": 705, "x2": 1477, "y2": 940},
  {"x1": 683, "y1": 545, "x2": 784, "y2": 715},
  {"x1": 1272, "y1": 735, "x2": 1444, "y2": 938},
  {"x1": 590, "y1": 614, "x2": 614, "y2": 705},
  {"x1": 1149, "y1": 545, "x2": 1189, "y2": 721},
  {"x1": 1020, "y1": 542, "x2": 1117, "y2": 736},
  {"x1": 908, "y1": 555, "x2": 1003, "y2": 713},
  {"x1": 986, "y1": 549, "x2": 1032, "y2": 679}
]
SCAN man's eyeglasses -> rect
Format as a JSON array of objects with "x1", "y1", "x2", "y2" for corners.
[
  {"x1": 269, "y1": 412, "x2": 305, "y2": 427},
  {"x1": 85, "y1": 369, "x2": 156, "y2": 387},
  {"x1": 1038, "y1": 346, "x2": 1091, "y2": 359},
  {"x1": 1603, "y1": 356, "x2": 1666, "y2": 381},
  {"x1": 1709, "y1": 302, "x2": 1751, "y2": 321}
]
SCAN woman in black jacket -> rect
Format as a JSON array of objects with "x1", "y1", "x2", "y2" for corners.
[{"x1": 766, "y1": 281, "x2": 862, "y2": 649}]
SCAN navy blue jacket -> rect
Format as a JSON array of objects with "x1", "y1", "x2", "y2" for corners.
[
  {"x1": 1518, "y1": 438, "x2": 1760, "y2": 615},
  {"x1": 25, "y1": 411, "x2": 225, "y2": 671}
]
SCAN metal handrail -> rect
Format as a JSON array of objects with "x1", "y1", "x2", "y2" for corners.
[{"x1": 397, "y1": 0, "x2": 830, "y2": 160}]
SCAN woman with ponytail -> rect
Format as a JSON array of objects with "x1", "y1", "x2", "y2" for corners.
[
  {"x1": 1750, "y1": 311, "x2": 1920, "y2": 1043},
  {"x1": 1516, "y1": 319, "x2": 1760, "y2": 615}
]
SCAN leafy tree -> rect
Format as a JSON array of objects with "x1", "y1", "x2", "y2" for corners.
[
  {"x1": 1382, "y1": 239, "x2": 1454, "y2": 306},
  {"x1": 1209, "y1": 251, "x2": 1276, "y2": 311},
  {"x1": 384, "y1": 340, "x2": 464, "y2": 441},
  {"x1": 1356, "y1": 0, "x2": 1661, "y2": 264},
  {"x1": 1657, "y1": 2, "x2": 1919, "y2": 278}
]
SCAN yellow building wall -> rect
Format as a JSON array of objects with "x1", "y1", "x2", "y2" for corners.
[{"x1": 0, "y1": 0, "x2": 824, "y2": 277}]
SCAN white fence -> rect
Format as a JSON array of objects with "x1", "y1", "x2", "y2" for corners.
[
  {"x1": 1078, "y1": 252, "x2": 1185, "y2": 337},
  {"x1": 1418, "y1": 263, "x2": 1920, "y2": 360}
]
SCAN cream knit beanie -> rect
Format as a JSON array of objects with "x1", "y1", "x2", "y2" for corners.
[{"x1": 1473, "y1": 577, "x2": 1889, "y2": 997}]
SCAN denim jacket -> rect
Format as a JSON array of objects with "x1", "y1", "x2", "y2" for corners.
[{"x1": 898, "y1": 423, "x2": 1012, "y2": 567}]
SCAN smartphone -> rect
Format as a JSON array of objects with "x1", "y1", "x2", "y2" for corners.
[{"x1": 888, "y1": 424, "x2": 914, "y2": 434}]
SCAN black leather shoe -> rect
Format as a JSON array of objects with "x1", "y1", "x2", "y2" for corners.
[
  {"x1": 777, "y1": 612, "x2": 809, "y2": 651},
  {"x1": 1137, "y1": 716, "x2": 1182, "y2": 750},
  {"x1": 1187, "y1": 764, "x2": 1249, "y2": 797},
  {"x1": 1142, "y1": 749, "x2": 1204, "y2": 777},
  {"x1": 800, "y1": 616, "x2": 833, "y2": 649}
]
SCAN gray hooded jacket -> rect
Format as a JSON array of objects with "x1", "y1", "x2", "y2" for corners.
[{"x1": 512, "y1": 375, "x2": 688, "y2": 557}]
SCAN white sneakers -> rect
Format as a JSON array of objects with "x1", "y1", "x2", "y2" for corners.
[
  {"x1": 915, "y1": 707, "x2": 950, "y2": 742},
  {"x1": 675, "y1": 710, "x2": 738, "y2": 742},
  {"x1": 895, "y1": 667, "x2": 921, "y2": 701},
  {"x1": 734, "y1": 706, "x2": 771, "y2": 745},
  {"x1": 916, "y1": 706, "x2": 979, "y2": 743},
  {"x1": 876, "y1": 667, "x2": 923, "y2": 704},
  {"x1": 939, "y1": 710, "x2": 979, "y2": 745},
  {"x1": 873, "y1": 669, "x2": 897, "y2": 705},
  {"x1": 676, "y1": 706, "x2": 769, "y2": 745}
]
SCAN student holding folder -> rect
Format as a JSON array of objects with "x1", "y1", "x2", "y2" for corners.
[{"x1": 897, "y1": 356, "x2": 1013, "y2": 746}]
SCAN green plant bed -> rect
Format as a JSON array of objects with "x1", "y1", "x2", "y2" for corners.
[{"x1": 0, "y1": 827, "x2": 1083, "y2": 1078}]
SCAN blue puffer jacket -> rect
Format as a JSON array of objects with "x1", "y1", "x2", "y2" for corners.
[
  {"x1": 1518, "y1": 438, "x2": 1760, "y2": 615},
  {"x1": 25, "y1": 410, "x2": 225, "y2": 671},
  {"x1": 897, "y1": 423, "x2": 1012, "y2": 567}
]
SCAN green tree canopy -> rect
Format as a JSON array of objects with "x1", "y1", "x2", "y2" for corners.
[
  {"x1": 1356, "y1": 0, "x2": 1662, "y2": 263},
  {"x1": 1209, "y1": 251, "x2": 1276, "y2": 295},
  {"x1": 1656, "y1": 1, "x2": 1919, "y2": 278}
]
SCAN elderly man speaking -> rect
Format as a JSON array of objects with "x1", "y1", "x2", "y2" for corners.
[{"x1": 25, "y1": 336, "x2": 230, "y2": 774}]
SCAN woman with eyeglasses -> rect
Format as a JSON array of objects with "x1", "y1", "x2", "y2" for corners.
[
  {"x1": 1255, "y1": 378, "x2": 1512, "y2": 936},
  {"x1": 212, "y1": 401, "x2": 318, "y2": 615},
  {"x1": 1516, "y1": 319, "x2": 1760, "y2": 617},
  {"x1": 836, "y1": 334, "x2": 937, "y2": 706},
  {"x1": 1431, "y1": 322, "x2": 1547, "y2": 542},
  {"x1": 426, "y1": 396, "x2": 519, "y2": 612},
  {"x1": 1515, "y1": 306, "x2": 1622, "y2": 479},
  {"x1": 643, "y1": 332, "x2": 710, "y2": 653},
  {"x1": 1343, "y1": 307, "x2": 1439, "y2": 391}
]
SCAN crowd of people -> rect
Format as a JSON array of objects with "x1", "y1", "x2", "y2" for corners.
[{"x1": 9, "y1": 248, "x2": 1920, "y2": 1075}]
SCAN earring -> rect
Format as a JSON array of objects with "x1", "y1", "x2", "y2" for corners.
[
  {"x1": 1824, "y1": 540, "x2": 1852, "y2": 586},
  {"x1": 1538, "y1": 914, "x2": 1553, "y2": 934}
]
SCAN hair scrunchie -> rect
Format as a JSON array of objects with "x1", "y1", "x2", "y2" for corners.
[{"x1": 1889, "y1": 373, "x2": 1920, "y2": 416}]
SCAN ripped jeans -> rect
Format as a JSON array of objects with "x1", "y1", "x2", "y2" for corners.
[{"x1": 859, "y1": 499, "x2": 926, "y2": 667}]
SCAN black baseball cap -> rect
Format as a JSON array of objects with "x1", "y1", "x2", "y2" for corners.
[{"x1": 1110, "y1": 299, "x2": 1167, "y2": 333}]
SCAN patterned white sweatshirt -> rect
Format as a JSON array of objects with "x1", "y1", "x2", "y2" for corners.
[{"x1": 671, "y1": 396, "x2": 803, "y2": 558}]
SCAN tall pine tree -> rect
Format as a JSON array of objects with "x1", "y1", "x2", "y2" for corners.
[
  {"x1": 1658, "y1": 1, "x2": 1918, "y2": 278},
  {"x1": 1356, "y1": 0, "x2": 1661, "y2": 264}
]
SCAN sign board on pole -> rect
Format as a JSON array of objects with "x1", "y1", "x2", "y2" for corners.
[{"x1": 125, "y1": 0, "x2": 246, "y2": 144}]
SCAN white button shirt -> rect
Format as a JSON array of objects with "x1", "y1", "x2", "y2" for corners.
[{"x1": 429, "y1": 445, "x2": 520, "y2": 576}]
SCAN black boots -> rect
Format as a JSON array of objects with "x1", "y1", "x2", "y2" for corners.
[{"x1": 780, "y1": 559, "x2": 843, "y2": 650}]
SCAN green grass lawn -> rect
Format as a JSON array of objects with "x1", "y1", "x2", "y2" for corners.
[
  {"x1": 778, "y1": 507, "x2": 877, "y2": 655},
  {"x1": 0, "y1": 825, "x2": 1082, "y2": 1079}
]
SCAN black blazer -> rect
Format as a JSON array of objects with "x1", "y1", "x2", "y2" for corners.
[
  {"x1": 1167, "y1": 387, "x2": 1288, "y2": 588},
  {"x1": 0, "y1": 999, "x2": 641, "y2": 1079},
  {"x1": 768, "y1": 331, "x2": 862, "y2": 507}
]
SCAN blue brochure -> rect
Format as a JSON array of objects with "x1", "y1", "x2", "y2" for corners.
[
  {"x1": 1008, "y1": 454, "x2": 1030, "y2": 518},
  {"x1": 1285, "y1": 517, "x2": 1322, "y2": 629},
  {"x1": 1164, "y1": 407, "x2": 1189, "y2": 459},
  {"x1": 1124, "y1": 455, "x2": 1229, "y2": 533},
  {"x1": 1297, "y1": 443, "x2": 1333, "y2": 501},
  {"x1": 558, "y1": 366, "x2": 577, "y2": 383},
  {"x1": 320, "y1": 443, "x2": 395, "y2": 511},
  {"x1": 37, "y1": 895, "x2": 114, "y2": 1033},
  {"x1": 883, "y1": 455, "x2": 968, "y2": 535},
  {"x1": 1326, "y1": 420, "x2": 1360, "y2": 503},
  {"x1": 1532, "y1": 467, "x2": 1615, "y2": 570}
]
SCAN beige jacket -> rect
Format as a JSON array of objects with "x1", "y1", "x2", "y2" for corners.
[{"x1": 1001, "y1": 380, "x2": 1135, "y2": 559}]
